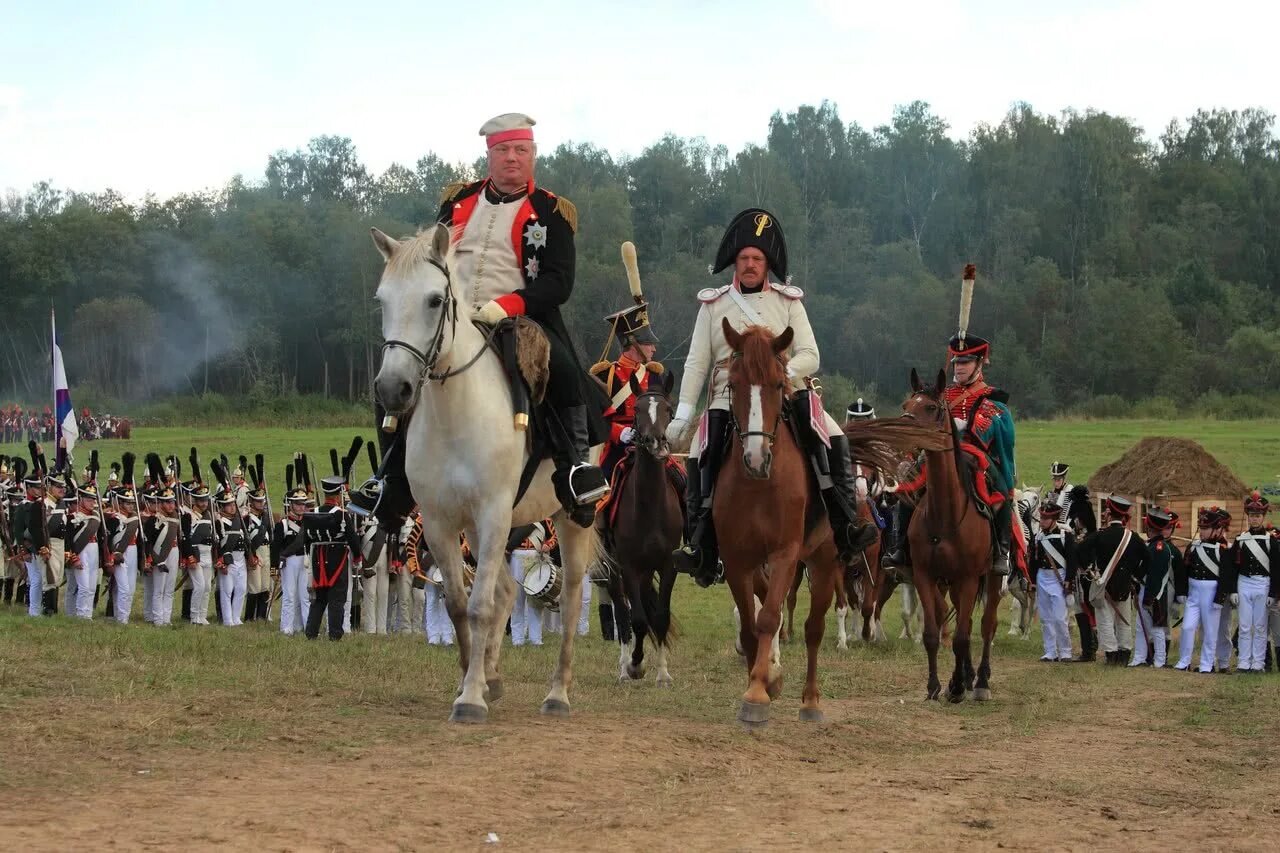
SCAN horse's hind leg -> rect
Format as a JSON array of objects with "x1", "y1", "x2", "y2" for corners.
[
  {"x1": 946, "y1": 577, "x2": 978, "y2": 704},
  {"x1": 542, "y1": 520, "x2": 593, "y2": 718},
  {"x1": 783, "y1": 569, "x2": 803, "y2": 643},
  {"x1": 654, "y1": 559, "x2": 677, "y2": 687},
  {"x1": 834, "y1": 571, "x2": 849, "y2": 650},
  {"x1": 801, "y1": 551, "x2": 839, "y2": 722},
  {"x1": 974, "y1": 575, "x2": 1000, "y2": 701},
  {"x1": 483, "y1": 570, "x2": 517, "y2": 702}
]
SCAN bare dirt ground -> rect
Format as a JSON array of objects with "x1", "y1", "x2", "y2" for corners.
[{"x1": 4, "y1": 665, "x2": 1278, "y2": 852}]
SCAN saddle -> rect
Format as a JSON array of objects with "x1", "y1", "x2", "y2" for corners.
[
  {"x1": 897, "y1": 441, "x2": 1005, "y2": 520},
  {"x1": 599, "y1": 447, "x2": 687, "y2": 531}
]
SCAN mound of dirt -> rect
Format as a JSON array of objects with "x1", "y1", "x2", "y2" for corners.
[{"x1": 1087, "y1": 436, "x2": 1247, "y2": 497}]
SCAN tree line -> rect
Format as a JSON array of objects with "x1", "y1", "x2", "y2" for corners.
[{"x1": 3, "y1": 100, "x2": 1279, "y2": 419}]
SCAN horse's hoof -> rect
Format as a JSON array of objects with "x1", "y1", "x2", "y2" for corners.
[
  {"x1": 485, "y1": 679, "x2": 504, "y2": 702},
  {"x1": 947, "y1": 690, "x2": 965, "y2": 705},
  {"x1": 656, "y1": 675, "x2": 674, "y2": 688},
  {"x1": 540, "y1": 698, "x2": 571, "y2": 718},
  {"x1": 449, "y1": 702, "x2": 488, "y2": 724},
  {"x1": 625, "y1": 664, "x2": 645, "y2": 680},
  {"x1": 837, "y1": 641, "x2": 848, "y2": 651},
  {"x1": 798, "y1": 707, "x2": 824, "y2": 723},
  {"x1": 926, "y1": 687, "x2": 941, "y2": 701},
  {"x1": 973, "y1": 688, "x2": 992, "y2": 702},
  {"x1": 738, "y1": 700, "x2": 770, "y2": 729}
]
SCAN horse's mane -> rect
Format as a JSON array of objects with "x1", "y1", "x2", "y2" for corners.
[
  {"x1": 735, "y1": 326, "x2": 789, "y2": 389},
  {"x1": 386, "y1": 226, "x2": 456, "y2": 278}
]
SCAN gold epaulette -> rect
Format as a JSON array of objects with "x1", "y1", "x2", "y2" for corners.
[
  {"x1": 553, "y1": 196, "x2": 578, "y2": 233},
  {"x1": 439, "y1": 180, "x2": 468, "y2": 205},
  {"x1": 645, "y1": 361, "x2": 665, "y2": 374},
  {"x1": 589, "y1": 360, "x2": 611, "y2": 377}
]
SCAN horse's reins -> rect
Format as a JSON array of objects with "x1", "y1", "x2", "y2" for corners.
[
  {"x1": 380, "y1": 257, "x2": 504, "y2": 411},
  {"x1": 904, "y1": 389, "x2": 973, "y2": 543}
]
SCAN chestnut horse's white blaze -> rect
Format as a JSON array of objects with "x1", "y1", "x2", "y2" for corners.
[
  {"x1": 371, "y1": 223, "x2": 602, "y2": 724},
  {"x1": 744, "y1": 385, "x2": 766, "y2": 471}
]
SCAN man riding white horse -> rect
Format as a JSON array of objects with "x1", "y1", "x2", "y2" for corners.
[
  {"x1": 373, "y1": 112, "x2": 609, "y2": 530},
  {"x1": 666, "y1": 208, "x2": 876, "y2": 587}
]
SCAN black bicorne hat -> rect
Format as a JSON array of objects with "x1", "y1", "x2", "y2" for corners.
[{"x1": 712, "y1": 208, "x2": 788, "y2": 281}]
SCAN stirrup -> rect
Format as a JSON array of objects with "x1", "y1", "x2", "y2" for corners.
[{"x1": 569, "y1": 462, "x2": 609, "y2": 505}]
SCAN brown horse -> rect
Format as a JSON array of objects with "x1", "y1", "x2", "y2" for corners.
[
  {"x1": 782, "y1": 501, "x2": 881, "y2": 648},
  {"x1": 717, "y1": 320, "x2": 942, "y2": 727},
  {"x1": 598, "y1": 371, "x2": 684, "y2": 685},
  {"x1": 901, "y1": 368, "x2": 1002, "y2": 702}
]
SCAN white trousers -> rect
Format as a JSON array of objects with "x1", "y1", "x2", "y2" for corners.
[
  {"x1": 362, "y1": 560, "x2": 389, "y2": 635},
  {"x1": 151, "y1": 559, "x2": 177, "y2": 626},
  {"x1": 279, "y1": 556, "x2": 309, "y2": 635},
  {"x1": 388, "y1": 570, "x2": 412, "y2": 633},
  {"x1": 1177, "y1": 577, "x2": 1221, "y2": 671},
  {"x1": 1090, "y1": 587, "x2": 1132, "y2": 653},
  {"x1": 191, "y1": 547, "x2": 214, "y2": 625},
  {"x1": 509, "y1": 550, "x2": 542, "y2": 645},
  {"x1": 1036, "y1": 569, "x2": 1072, "y2": 659},
  {"x1": 25, "y1": 559, "x2": 43, "y2": 617},
  {"x1": 141, "y1": 569, "x2": 155, "y2": 623},
  {"x1": 1216, "y1": 598, "x2": 1235, "y2": 669},
  {"x1": 73, "y1": 547, "x2": 100, "y2": 619},
  {"x1": 219, "y1": 553, "x2": 247, "y2": 626},
  {"x1": 1236, "y1": 575, "x2": 1270, "y2": 671},
  {"x1": 113, "y1": 546, "x2": 138, "y2": 624},
  {"x1": 425, "y1": 585, "x2": 455, "y2": 645},
  {"x1": 1130, "y1": 584, "x2": 1153, "y2": 665}
]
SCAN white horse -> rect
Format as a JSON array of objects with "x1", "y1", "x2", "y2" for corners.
[
  {"x1": 1004, "y1": 485, "x2": 1042, "y2": 638},
  {"x1": 372, "y1": 223, "x2": 602, "y2": 723}
]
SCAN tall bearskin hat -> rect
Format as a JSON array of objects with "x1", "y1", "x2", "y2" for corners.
[{"x1": 712, "y1": 208, "x2": 788, "y2": 281}]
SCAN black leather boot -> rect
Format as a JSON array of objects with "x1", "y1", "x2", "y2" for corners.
[
  {"x1": 1074, "y1": 613, "x2": 1095, "y2": 662},
  {"x1": 992, "y1": 501, "x2": 1012, "y2": 575},
  {"x1": 552, "y1": 404, "x2": 609, "y2": 528},
  {"x1": 673, "y1": 414, "x2": 727, "y2": 588},
  {"x1": 882, "y1": 501, "x2": 914, "y2": 569},
  {"x1": 42, "y1": 588, "x2": 58, "y2": 615},
  {"x1": 820, "y1": 433, "x2": 878, "y2": 563}
]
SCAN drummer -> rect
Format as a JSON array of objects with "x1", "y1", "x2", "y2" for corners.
[{"x1": 507, "y1": 520, "x2": 556, "y2": 646}]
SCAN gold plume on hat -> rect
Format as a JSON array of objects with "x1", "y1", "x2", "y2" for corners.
[{"x1": 957, "y1": 263, "x2": 977, "y2": 347}]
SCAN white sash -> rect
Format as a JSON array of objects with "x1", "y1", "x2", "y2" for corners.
[
  {"x1": 1242, "y1": 537, "x2": 1271, "y2": 572},
  {"x1": 609, "y1": 363, "x2": 647, "y2": 412},
  {"x1": 725, "y1": 286, "x2": 766, "y2": 327},
  {"x1": 1037, "y1": 533, "x2": 1067, "y2": 570},
  {"x1": 1194, "y1": 542, "x2": 1221, "y2": 577},
  {"x1": 1097, "y1": 528, "x2": 1132, "y2": 589}
]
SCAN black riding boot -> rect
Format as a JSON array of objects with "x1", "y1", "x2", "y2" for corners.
[
  {"x1": 599, "y1": 603, "x2": 616, "y2": 642},
  {"x1": 992, "y1": 501, "x2": 1012, "y2": 575},
  {"x1": 822, "y1": 433, "x2": 878, "y2": 562},
  {"x1": 42, "y1": 587, "x2": 58, "y2": 615},
  {"x1": 673, "y1": 411, "x2": 727, "y2": 588},
  {"x1": 882, "y1": 501, "x2": 914, "y2": 569},
  {"x1": 551, "y1": 404, "x2": 609, "y2": 528}
]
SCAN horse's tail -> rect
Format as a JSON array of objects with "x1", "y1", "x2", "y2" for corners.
[
  {"x1": 843, "y1": 419, "x2": 950, "y2": 481},
  {"x1": 650, "y1": 571, "x2": 681, "y2": 647}
]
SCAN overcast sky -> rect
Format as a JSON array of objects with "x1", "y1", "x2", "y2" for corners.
[{"x1": 2, "y1": 0, "x2": 1276, "y2": 200}]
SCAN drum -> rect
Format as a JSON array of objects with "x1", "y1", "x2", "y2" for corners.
[
  {"x1": 521, "y1": 555, "x2": 562, "y2": 611},
  {"x1": 425, "y1": 566, "x2": 475, "y2": 592}
]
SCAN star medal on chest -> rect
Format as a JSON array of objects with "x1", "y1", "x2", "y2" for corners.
[
  {"x1": 525, "y1": 257, "x2": 541, "y2": 280},
  {"x1": 524, "y1": 221, "x2": 547, "y2": 250}
]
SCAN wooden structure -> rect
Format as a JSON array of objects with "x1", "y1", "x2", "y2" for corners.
[{"x1": 1087, "y1": 437, "x2": 1250, "y2": 537}]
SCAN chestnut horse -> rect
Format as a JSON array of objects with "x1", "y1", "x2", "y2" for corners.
[
  {"x1": 599, "y1": 371, "x2": 683, "y2": 685},
  {"x1": 717, "y1": 321, "x2": 941, "y2": 726},
  {"x1": 901, "y1": 368, "x2": 1002, "y2": 702}
]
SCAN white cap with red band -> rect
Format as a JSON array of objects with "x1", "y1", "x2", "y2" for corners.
[{"x1": 480, "y1": 112, "x2": 536, "y2": 148}]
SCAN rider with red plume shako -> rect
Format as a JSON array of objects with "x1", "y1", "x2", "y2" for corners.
[
  {"x1": 373, "y1": 112, "x2": 610, "y2": 530},
  {"x1": 666, "y1": 208, "x2": 876, "y2": 587},
  {"x1": 885, "y1": 265, "x2": 1020, "y2": 577}
]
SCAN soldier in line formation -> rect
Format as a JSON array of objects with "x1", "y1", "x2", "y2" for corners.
[{"x1": 1021, "y1": 462, "x2": 1280, "y2": 673}]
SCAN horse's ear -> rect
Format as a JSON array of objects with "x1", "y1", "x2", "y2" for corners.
[
  {"x1": 772, "y1": 326, "x2": 794, "y2": 355},
  {"x1": 935, "y1": 369, "x2": 946, "y2": 394},
  {"x1": 662, "y1": 370, "x2": 674, "y2": 395},
  {"x1": 370, "y1": 227, "x2": 400, "y2": 261},
  {"x1": 910, "y1": 368, "x2": 922, "y2": 393},
  {"x1": 431, "y1": 221, "x2": 451, "y2": 258},
  {"x1": 721, "y1": 317, "x2": 743, "y2": 351},
  {"x1": 628, "y1": 374, "x2": 642, "y2": 397}
]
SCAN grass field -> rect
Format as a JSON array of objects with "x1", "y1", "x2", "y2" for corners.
[{"x1": 2, "y1": 418, "x2": 1279, "y2": 849}]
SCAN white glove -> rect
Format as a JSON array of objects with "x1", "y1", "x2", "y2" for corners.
[
  {"x1": 474, "y1": 300, "x2": 507, "y2": 326},
  {"x1": 1066, "y1": 594, "x2": 1076, "y2": 608},
  {"x1": 1000, "y1": 575, "x2": 1011, "y2": 595},
  {"x1": 665, "y1": 402, "x2": 696, "y2": 444},
  {"x1": 1229, "y1": 593, "x2": 1239, "y2": 606},
  {"x1": 1176, "y1": 595, "x2": 1187, "y2": 605},
  {"x1": 619, "y1": 427, "x2": 635, "y2": 445},
  {"x1": 1267, "y1": 597, "x2": 1276, "y2": 609}
]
